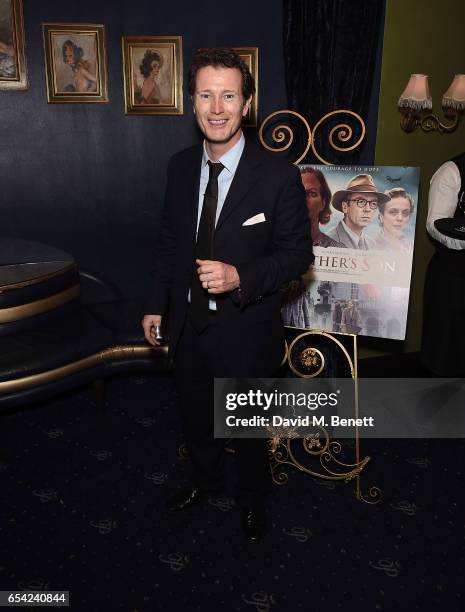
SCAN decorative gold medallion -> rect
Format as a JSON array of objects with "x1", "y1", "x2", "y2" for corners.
[
  {"x1": 289, "y1": 338, "x2": 326, "y2": 378},
  {"x1": 286, "y1": 330, "x2": 355, "y2": 379},
  {"x1": 299, "y1": 347, "x2": 325, "y2": 376}
]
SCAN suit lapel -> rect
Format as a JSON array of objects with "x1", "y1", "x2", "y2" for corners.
[
  {"x1": 215, "y1": 139, "x2": 262, "y2": 231},
  {"x1": 184, "y1": 145, "x2": 203, "y2": 246}
]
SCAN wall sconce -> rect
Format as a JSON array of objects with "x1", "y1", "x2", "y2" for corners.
[{"x1": 398, "y1": 73, "x2": 465, "y2": 133}]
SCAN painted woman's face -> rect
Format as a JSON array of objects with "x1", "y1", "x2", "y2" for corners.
[
  {"x1": 150, "y1": 60, "x2": 161, "y2": 77},
  {"x1": 301, "y1": 173, "x2": 324, "y2": 222},
  {"x1": 381, "y1": 197, "x2": 412, "y2": 237},
  {"x1": 64, "y1": 45, "x2": 74, "y2": 66}
]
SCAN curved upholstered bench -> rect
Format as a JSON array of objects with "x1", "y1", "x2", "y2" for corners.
[{"x1": 0, "y1": 238, "x2": 169, "y2": 412}]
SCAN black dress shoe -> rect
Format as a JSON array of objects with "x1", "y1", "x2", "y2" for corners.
[
  {"x1": 165, "y1": 487, "x2": 206, "y2": 512},
  {"x1": 242, "y1": 505, "x2": 266, "y2": 543}
]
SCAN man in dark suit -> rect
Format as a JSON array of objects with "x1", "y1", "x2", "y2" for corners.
[{"x1": 142, "y1": 48, "x2": 313, "y2": 542}]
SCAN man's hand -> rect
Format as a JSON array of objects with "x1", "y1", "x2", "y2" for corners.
[
  {"x1": 142, "y1": 314, "x2": 162, "y2": 346},
  {"x1": 196, "y1": 259, "x2": 240, "y2": 294}
]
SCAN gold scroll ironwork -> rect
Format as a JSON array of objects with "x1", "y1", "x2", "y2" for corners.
[
  {"x1": 259, "y1": 109, "x2": 366, "y2": 165},
  {"x1": 269, "y1": 330, "x2": 381, "y2": 504}
]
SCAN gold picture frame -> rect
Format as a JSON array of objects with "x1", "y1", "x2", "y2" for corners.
[
  {"x1": 42, "y1": 23, "x2": 108, "y2": 103},
  {"x1": 0, "y1": 0, "x2": 28, "y2": 90},
  {"x1": 233, "y1": 47, "x2": 258, "y2": 127},
  {"x1": 122, "y1": 35, "x2": 183, "y2": 115}
]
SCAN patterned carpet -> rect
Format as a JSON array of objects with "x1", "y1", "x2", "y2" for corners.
[{"x1": 0, "y1": 372, "x2": 462, "y2": 611}]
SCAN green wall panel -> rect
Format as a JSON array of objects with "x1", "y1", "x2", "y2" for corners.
[{"x1": 375, "y1": 0, "x2": 465, "y2": 353}]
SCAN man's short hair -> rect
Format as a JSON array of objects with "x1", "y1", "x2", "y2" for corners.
[{"x1": 188, "y1": 48, "x2": 255, "y2": 100}]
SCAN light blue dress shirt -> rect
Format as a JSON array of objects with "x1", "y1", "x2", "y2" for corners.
[
  {"x1": 196, "y1": 133, "x2": 245, "y2": 231},
  {"x1": 193, "y1": 133, "x2": 245, "y2": 310}
]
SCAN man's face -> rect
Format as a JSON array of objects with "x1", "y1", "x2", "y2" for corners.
[
  {"x1": 341, "y1": 192, "x2": 378, "y2": 234},
  {"x1": 192, "y1": 65, "x2": 251, "y2": 151}
]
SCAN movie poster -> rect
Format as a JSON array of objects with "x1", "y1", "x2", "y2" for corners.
[{"x1": 281, "y1": 166, "x2": 420, "y2": 340}]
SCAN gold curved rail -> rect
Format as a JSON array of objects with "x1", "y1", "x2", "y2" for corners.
[
  {"x1": 0, "y1": 344, "x2": 168, "y2": 394},
  {"x1": 0, "y1": 285, "x2": 80, "y2": 323}
]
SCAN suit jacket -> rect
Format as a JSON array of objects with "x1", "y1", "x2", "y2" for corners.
[
  {"x1": 145, "y1": 138, "x2": 314, "y2": 376},
  {"x1": 327, "y1": 220, "x2": 376, "y2": 250}
]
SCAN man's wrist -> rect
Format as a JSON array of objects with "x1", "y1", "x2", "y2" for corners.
[{"x1": 230, "y1": 264, "x2": 240, "y2": 291}]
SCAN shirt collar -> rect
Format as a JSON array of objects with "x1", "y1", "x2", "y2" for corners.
[
  {"x1": 342, "y1": 220, "x2": 362, "y2": 246},
  {"x1": 202, "y1": 132, "x2": 245, "y2": 174}
]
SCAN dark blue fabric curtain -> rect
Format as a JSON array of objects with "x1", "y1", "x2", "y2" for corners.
[{"x1": 282, "y1": 0, "x2": 385, "y2": 164}]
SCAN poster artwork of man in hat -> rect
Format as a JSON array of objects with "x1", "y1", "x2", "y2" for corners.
[{"x1": 327, "y1": 174, "x2": 391, "y2": 250}]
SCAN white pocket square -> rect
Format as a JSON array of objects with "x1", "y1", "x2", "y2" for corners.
[{"x1": 242, "y1": 213, "x2": 266, "y2": 226}]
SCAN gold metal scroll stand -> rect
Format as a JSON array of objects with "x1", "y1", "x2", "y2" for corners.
[
  {"x1": 258, "y1": 108, "x2": 366, "y2": 165},
  {"x1": 270, "y1": 330, "x2": 381, "y2": 504},
  {"x1": 258, "y1": 109, "x2": 380, "y2": 503}
]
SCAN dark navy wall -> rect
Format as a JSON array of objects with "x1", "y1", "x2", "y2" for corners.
[{"x1": 1, "y1": 0, "x2": 287, "y2": 297}]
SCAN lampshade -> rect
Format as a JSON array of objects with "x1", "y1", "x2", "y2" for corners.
[
  {"x1": 398, "y1": 74, "x2": 433, "y2": 110},
  {"x1": 442, "y1": 74, "x2": 465, "y2": 110}
]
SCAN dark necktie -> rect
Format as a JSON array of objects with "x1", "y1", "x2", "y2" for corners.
[{"x1": 189, "y1": 160, "x2": 225, "y2": 333}]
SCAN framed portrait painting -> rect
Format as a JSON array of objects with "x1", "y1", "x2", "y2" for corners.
[
  {"x1": 233, "y1": 47, "x2": 258, "y2": 127},
  {"x1": 42, "y1": 23, "x2": 108, "y2": 103},
  {"x1": 0, "y1": 0, "x2": 28, "y2": 90},
  {"x1": 122, "y1": 36, "x2": 183, "y2": 115}
]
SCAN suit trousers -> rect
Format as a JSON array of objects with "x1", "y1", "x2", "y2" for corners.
[{"x1": 173, "y1": 309, "x2": 272, "y2": 507}]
